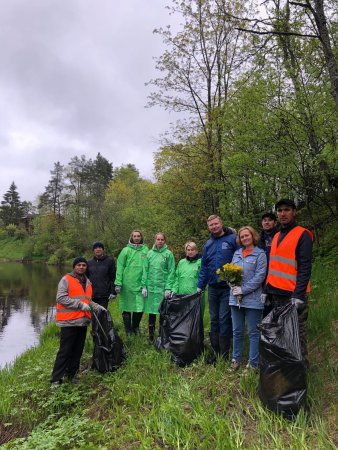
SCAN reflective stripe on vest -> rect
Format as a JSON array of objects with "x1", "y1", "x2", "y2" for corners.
[
  {"x1": 266, "y1": 226, "x2": 312, "y2": 293},
  {"x1": 56, "y1": 274, "x2": 92, "y2": 322}
]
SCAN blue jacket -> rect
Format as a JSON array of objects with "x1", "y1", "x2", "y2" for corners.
[
  {"x1": 229, "y1": 247, "x2": 267, "y2": 310},
  {"x1": 198, "y1": 228, "x2": 238, "y2": 289}
]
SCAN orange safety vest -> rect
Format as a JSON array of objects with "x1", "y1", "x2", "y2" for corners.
[
  {"x1": 56, "y1": 274, "x2": 92, "y2": 322},
  {"x1": 266, "y1": 226, "x2": 313, "y2": 293}
]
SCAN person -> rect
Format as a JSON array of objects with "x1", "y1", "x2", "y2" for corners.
[
  {"x1": 114, "y1": 230, "x2": 149, "y2": 335},
  {"x1": 228, "y1": 226, "x2": 267, "y2": 371},
  {"x1": 258, "y1": 212, "x2": 278, "y2": 317},
  {"x1": 173, "y1": 241, "x2": 205, "y2": 315},
  {"x1": 263, "y1": 199, "x2": 313, "y2": 365},
  {"x1": 87, "y1": 241, "x2": 116, "y2": 310},
  {"x1": 50, "y1": 257, "x2": 105, "y2": 391},
  {"x1": 141, "y1": 232, "x2": 175, "y2": 343},
  {"x1": 197, "y1": 215, "x2": 238, "y2": 363}
]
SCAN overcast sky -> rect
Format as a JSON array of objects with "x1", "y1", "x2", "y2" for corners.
[{"x1": 0, "y1": 0, "x2": 178, "y2": 203}]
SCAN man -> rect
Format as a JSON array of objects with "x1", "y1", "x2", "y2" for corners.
[
  {"x1": 50, "y1": 257, "x2": 104, "y2": 390},
  {"x1": 264, "y1": 199, "x2": 313, "y2": 364},
  {"x1": 197, "y1": 215, "x2": 238, "y2": 363},
  {"x1": 87, "y1": 241, "x2": 116, "y2": 310},
  {"x1": 258, "y1": 212, "x2": 278, "y2": 317}
]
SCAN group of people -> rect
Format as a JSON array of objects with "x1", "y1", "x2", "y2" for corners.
[{"x1": 50, "y1": 198, "x2": 312, "y2": 389}]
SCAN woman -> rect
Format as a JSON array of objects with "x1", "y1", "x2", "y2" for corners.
[
  {"x1": 173, "y1": 242, "x2": 205, "y2": 315},
  {"x1": 229, "y1": 226, "x2": 267, "y2": 371},
  {"x1": 141, "y1": 232, "x2": 175, "y2": 342},
  {"x1": 115, "y1": 230, "x2": 149, "y2": 335}
]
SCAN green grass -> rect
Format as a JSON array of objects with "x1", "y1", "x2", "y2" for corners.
[
  {"x1": 0, "y1": 237, "x2": 30, "y2": 261},
  {"x1": 0, "y1": 257, "x2": 337, "y2": 449}
]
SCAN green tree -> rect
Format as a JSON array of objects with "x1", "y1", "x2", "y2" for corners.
[
  {"x1": 0, "y1": 182, "x2": 23, "y2": 226},
  {"x1": 39, "y1": 162, "x2": 67, "y2": 217}
]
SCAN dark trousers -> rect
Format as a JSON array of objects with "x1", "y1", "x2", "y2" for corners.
[
  {"x1": 271, "y1": 295, "x2": 309, "y2": 364},
  {"x1": 51, "y1": 326, "x2": 87, "y2": 383},
  {"x1": 208, "y1": 285, "x2": 232, "y2": 338}
]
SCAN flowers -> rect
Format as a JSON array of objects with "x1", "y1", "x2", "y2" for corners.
[{"x1": 217, "y1": 263, "x2": 243, "y2": 307}]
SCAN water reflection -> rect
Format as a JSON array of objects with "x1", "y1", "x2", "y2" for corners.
[{"x1": 0, "y1": 262, "x2": 65, "y2": 368}]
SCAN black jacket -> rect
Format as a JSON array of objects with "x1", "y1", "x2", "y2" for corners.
[
  {"x1": 87, "y1": 255, "x2": 116, "y2": 299},
  {"x1": 265, "y1": 222, "x2": 312, "y2": 300}
]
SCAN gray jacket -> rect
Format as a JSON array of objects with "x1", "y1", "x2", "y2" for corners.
[{"x1": 56, "y1": 272, "x2": 101, "y2": 327}]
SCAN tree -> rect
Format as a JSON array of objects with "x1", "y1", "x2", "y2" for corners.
[
  {"x1": 148, "y1": 0, "x2": 251, "y2": 212},
  {"x1": 39, "y1": 162, "x2": 67, "y2": 217},
  {"x1": 0, "y1": 182, "x2": 23, "y2": 226}
]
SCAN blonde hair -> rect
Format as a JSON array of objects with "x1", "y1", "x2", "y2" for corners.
[
  {"x1": 207, "y1": 214, "x2": 223, "y2": 224},
  {"x1": 236, "y1": 226, "x2": 260, "y2": 246},
  {"x1": 155, "y1": 232, "x2": 166, "y2": 241},
  {"x1": 184, "y1": 241, "x2": 198, "y2": 252}
]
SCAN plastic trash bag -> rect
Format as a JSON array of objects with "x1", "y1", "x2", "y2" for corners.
[
  {"x1": 156, "y1": 292, "x2": 204, "y2": 367},
  {"x1": 258, "y1": 302, "x2": 307, "y2": 419},
  {"x1": 92, "y1": 309, "x2": 126, "y2": 373}
]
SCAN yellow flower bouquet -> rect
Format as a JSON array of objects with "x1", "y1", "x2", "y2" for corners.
[{"x1": 216, "y1": 263, "x2": 243, "y2": 307}]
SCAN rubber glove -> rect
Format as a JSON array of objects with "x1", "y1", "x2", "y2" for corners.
[
  {"x1": 291, "y1": 298, "x2": 304, "y2": 309},
  {"x1": 142, "y1": 288, "x2": 148, "y2": 298},
  {"x1": 260, "y1": 293, "x2": 267, "y2": 304},
  {"x1": 81, "y1": 303, "x2": 91, "y2": 311},
  {"x1": 115, "y1": 286, "x2": 121, "y2": 294},
  {"x1": 165, "y1": 290, "x2": 172, "y2": 299},
  {"x1": 197, "y1": 288, "x2": 203, "y2": 294}
]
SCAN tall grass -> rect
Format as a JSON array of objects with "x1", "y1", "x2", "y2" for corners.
[{"x1": 0, "y1": 258, "x2": 337, "y2": 449}]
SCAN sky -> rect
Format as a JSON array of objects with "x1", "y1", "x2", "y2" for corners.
[{"x1": 0, "y1": 0, "x2": 178, "y2": 203}]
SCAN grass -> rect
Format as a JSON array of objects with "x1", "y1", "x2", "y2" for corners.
[
  {"x1": 0, "y1": 257, "x2": 337, "y2": 449},
  {"x1": 0, "y1": 237, "x2": 29, "y2": 261}
]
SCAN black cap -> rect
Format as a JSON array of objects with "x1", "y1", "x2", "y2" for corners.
[
  {"x1": 92, "y1": 241, "x2": 104, "y2": 250},
  {"x1": 261, "y1": 212, "x2": 277, "y2": 221},
  {"x1": 275, "y1": 199, "x2": 296, "y2": 209},
  {"x1": 72, "y1": 256, "x2": 88, "y2": 268}
]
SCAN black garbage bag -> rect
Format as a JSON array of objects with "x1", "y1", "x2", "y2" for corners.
[
  {"x1": 92, "y1": 309, "x2": 126, "y2": 373},
  {"x1": 258, "y1": 302, "x2": 307, "y2": 419},
  {"x1": 156, "y1": 292, "x2": 204, "y2": 367}
]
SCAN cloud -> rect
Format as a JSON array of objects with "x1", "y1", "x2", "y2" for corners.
[{"x1": 0, "y1": 0, "x2": 176, "y2": 202}]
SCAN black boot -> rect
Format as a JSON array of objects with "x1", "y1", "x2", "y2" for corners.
[
  {"x1": 219, "y1": 335, "x2": 231, "y2": 362},
  {"x1": 207, "y1": 332, "x2": 219, "y2": 364},
  {"x1": 122, "y1": 312, "x2": 132, "y2": 336},
  {"x1": 132, "y1": 312, "x2": 143, "y2": 335}
]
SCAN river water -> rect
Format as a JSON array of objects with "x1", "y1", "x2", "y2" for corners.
[{"x1": 0, "y1": 262, "x2": 65, "y2": 369}]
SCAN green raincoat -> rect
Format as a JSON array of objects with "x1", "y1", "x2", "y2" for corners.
[
  {"x1": 115, "y1": 243, "x2": 149, "y2": 313},
  {"x1": 173, "y1": 257, "x2": 201, "y2": 294},
  {"x1": 173, "y1": 256, "x2": 205, "y2": 315},
  {"x1": 142, "y1": 244, "x2": 175, "y2": 314}
]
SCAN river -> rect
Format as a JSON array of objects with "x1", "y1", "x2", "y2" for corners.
[{"x1": 0, "y1": 262, "x2": 65, "y2": 369}]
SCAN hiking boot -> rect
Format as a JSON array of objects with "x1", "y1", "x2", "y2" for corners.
[
  {"x1": 243, "y1": 363, "x2": 258, "y2": 374},
  {"x1": 70, "y1": 377, "x2": 81, "y2": 385},
  {"x1": 206, "y1": 332, "x2": 219, "y2": 365},
  {"x1": 229, "y1": 359, "x2": 240, "y2": 371},
  {"x1": 50, "y1": 381, "x2": 61, "y2": 392}
]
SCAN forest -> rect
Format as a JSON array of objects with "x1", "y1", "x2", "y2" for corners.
[{"x1": 0, "y1": 0, "x2": 337, "y2": 263}]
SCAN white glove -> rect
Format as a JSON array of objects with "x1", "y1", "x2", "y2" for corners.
[
  {"x1": 108, "y1": 293, "x2": 116, "y2": 300},
  {"x1": 142, "y1": 288, "x2": 148, "y2": 298},
  {"x1": 232, "y1": 286, "x2": 243, "y2": 296},
  {"x1": 291, "y1": 298, "x2": 304, "y2": 309},
  {"x1": 165, "y1": 290, "x2": 172, "y2": 299},
  {"x1": 96, "y1": 304, "x2": 107, "y2": 312},
  {"x1": 81, "y1": 303, "x2": 91, "y2": 311},
  {"x1": 115, "y1": 286, "x2": 121, "y2": 294},
  {"x1": 197, "y1": 288, "x2": 203, "y2": 294},
  {"x1": 260, "y1": 293, "x2": 268, "y2": 304}
]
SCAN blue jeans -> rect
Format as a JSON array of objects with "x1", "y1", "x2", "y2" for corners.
[
  {"x1": 208, "y1": 286, "x2": 232, "y2": 337},
  {"x1": 231, "y1": 306, "x2": 261, "y2": 368}
]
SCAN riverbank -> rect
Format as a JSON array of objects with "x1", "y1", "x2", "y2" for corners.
[{"x1": 0, "y1": 257, "x2": 337, "y2": 449}]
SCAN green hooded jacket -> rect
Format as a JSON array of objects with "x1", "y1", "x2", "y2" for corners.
[
  {"x1": 141, "y1": 243, "x2": 175, "y2": 314},
  {"x1": 115, "y1": 243, "x2": 149, "y2": 312},
  {"x1": 173, "y1": 256, "x2": 201, "y2": 294}
]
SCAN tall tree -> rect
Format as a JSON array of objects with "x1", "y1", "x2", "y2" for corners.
[
  {"x1": 148, "y1": 0, "x2": 251, "y2": 213},
  {"x1": 39, "y1": 162, "x2": 67, "y2": 217},
  {"x1": 0, "y1": 182, "x2": 23, "y2": 226}
]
